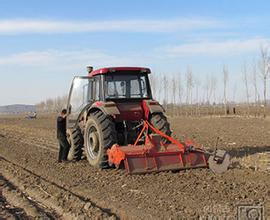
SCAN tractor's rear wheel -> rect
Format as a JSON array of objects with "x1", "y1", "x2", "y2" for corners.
[
  {"x1": 150, "y1": 113, "x2": 172, "y2": 144},
  {"x1": 84, "y1": 111, "x2": 117, "y2": 168},
  {"x1": 67, "y1": 128, "x2": 83, "y2": 161}
]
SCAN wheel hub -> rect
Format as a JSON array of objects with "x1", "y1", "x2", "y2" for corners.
[{"x1": 89, "y1": 132, "x2": 99, "y2": 153}]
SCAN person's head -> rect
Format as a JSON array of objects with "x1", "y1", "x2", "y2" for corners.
[{"x1": 61, "y1": 109, "x2": 67, "y2": 116}]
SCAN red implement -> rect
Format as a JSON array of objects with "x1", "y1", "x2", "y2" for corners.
[{"x1": 107, "y1": 121, "x2": 209, "y2": 174}]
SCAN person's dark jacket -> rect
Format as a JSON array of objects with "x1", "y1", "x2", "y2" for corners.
[{"x1": 57, "y1": 116, "x2": 67, "y2": 139}]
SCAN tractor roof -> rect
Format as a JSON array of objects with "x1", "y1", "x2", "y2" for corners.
[{"x1": 89, "y1": 67, "x2": 151, "y2": 77}]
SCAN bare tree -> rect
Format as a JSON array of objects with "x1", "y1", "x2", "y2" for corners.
[
  {"x1": 259, "y1": 45, "x2": 270, "y2": 117},
  {"x1": 177, "y1": 74, "x2": 183, "y2": 104},
  {"x1": 252, "y1": 61, "x2": 258, "y2": 104},
  {"x1": 185, "y1": 67, "x2": 194, "y2": 105},
  {"x1": 223, "y1": 65, "x2": 229, "y2": 115},
  {"x1": 177, "y1": 74, "x2": 183, "y2": 116},
  {"x1": 204, "y1": 74, "x2": 214, "y2": 105},
  {"x1": 251, "y1": 61, "x2": 259, "y2": 117},
  {"x1": 185, "y1": 67, "x2": 194, "y2": 116},
  {"x1": 195, "y1": 78, "x2": 201, "y2": 116},
  {"x1": 211, "y1": 75, "x2": 217, "y2": 103},
  {"x1": 54, "y1": 96, "x2": 62, "y2": 112},
  {"x1": 36, "y1": 95, "x2": 68, "y2": 113},
  {"x1": 211, "y1": 75, "x2": 217, "y2": 115},
  {"x1": 232, "y1": 83, "x2": 237, "y2": 103},
  {"x1": 36, "y1": 101, "x2": 46, "y2": 112},
  {"x1": 171, "y1": 76, "x2": 177, "y2": 116},
  {"x1": 205, "y1": 74, "x2": 216, "y2": 115},
  {"x1": 185, "y1": 72, "x2": 190, "y2": 105},
  {"x1": 162, "y1": 75, "x2": 168, "y2": 109},
  {"x1": 45, "y1": 98, "x2": 54, "y2": 112},
  {"x1": 149, "y1": 74, "x2": 157, "y2": 100},
  {"x1": 242, "y1": 62, "x2": 250, "y2": 116}
]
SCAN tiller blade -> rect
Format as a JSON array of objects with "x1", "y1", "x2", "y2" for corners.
[{"x1": 107, "y1": 121, "x2": 230, "y2": 174}]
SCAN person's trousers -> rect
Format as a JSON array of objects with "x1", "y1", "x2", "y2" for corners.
[{"x1": 58, "y1": 136, "x2": 71, "y2": 161}]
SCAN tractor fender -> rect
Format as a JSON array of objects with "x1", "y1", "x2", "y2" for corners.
[
  {"x1": 88, "y1": 101, "x2": 120, "y2": 116},
  {"x1": 142, "y1": 100, "x2": 165, "y2": 120}
]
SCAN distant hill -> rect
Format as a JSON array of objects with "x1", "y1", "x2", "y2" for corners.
[{"x1": 0, "y1": 104, "x2": 36, "y2": 114}]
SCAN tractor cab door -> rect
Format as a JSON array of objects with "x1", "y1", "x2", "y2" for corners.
[{"x1": 67, "y1": 76, "x2": 94, "y2": 128}]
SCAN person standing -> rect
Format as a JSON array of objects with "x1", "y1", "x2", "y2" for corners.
[{"x1": 57, "y1": 109, "x2": 71, "y2": 162}]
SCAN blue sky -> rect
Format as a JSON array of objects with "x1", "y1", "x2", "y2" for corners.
[{"x1": 0, "y1": 0, "x2": 269, "y2": 105}]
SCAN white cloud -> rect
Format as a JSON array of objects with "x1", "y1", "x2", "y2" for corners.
[
  {"x1": 0, "y1": 49, "x2": 133, "y2": 68},
  {"x1": 0, "y1": 51, "x2": 55, "y2": 65},
  {"x1": 163, "y1": 38, "x2": 270, "y2": 57},
  {"x1": 0, "y1": 18, "x2": 220, "y2": 34},
  {"x1": 1, "y1": 38, "x2": 267, "y2": 70},
  {"x1": 0, "y1": 49, "x2": 139, "y2": 105}
]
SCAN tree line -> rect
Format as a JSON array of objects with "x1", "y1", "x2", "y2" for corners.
[
  {"x1": 36, "y1": 95, "x2": 68, "y2": 113},
  {"x1": 149, "y1": 45, "x2": 270, "y2": 117},
  {"x1": 36, "y1": 45, "x2": 270, "y2": 117}
]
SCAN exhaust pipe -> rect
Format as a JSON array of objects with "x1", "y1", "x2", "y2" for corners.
[{"x1": 87, "y1": 66, "x2": 93, "y2": 74}]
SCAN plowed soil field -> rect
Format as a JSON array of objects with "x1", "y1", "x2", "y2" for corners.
[{"x1": 0, "y1": 115, "x2": 269, "y2": 219}]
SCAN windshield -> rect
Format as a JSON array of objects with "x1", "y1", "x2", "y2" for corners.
[
  {"x1": 105, "y1": 74, "x2": 150, "y2": 99},
  {"x1": 69, "y1": 77, "x2": 92, "y2": 114}
]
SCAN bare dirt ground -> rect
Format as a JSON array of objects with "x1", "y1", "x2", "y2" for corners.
[{"x1": 0, "y1": 115, "x2": 269, "y2": 219}]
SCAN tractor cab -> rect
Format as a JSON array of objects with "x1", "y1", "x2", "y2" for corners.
[
  {"x1": 89, "y1": 66, "x2": 152, "y2": 101},
  {"x1": 67, "y1": 67, "x2": 153, "y2": 128}
]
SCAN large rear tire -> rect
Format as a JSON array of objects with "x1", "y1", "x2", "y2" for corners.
[
  {"x1": 150, "y1": 113, "x2": 172, "y2": 144},
  {"x1": 67, "y1": 128, "x2": 83, "y2": 161},
  {"x1": 84, "y1": 111, "x2": 117, "y2": 168}
]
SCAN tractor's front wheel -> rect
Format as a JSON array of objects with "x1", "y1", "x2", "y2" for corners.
[
  {"x1": 150, "y1": 113, "x2": 172, "y2": 144},
  {"x1": 67, "y1": 127, "x2": 83, "y2": 161},
  {"x1": 84, "y1": 111, "x2": 117, "y2": 168}
]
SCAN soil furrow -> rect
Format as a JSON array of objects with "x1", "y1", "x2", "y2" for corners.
[
  {"x1": 0, "y1": 190, "x2": 30, "y2": 220},
  {"x1": 0, "y1": 174, "x2": 57, "y2": 219},
  {"x1": 0, "y1": 156, "x2": 119, "y2": 220},
  {"x1": 0, "y1": 116, "x2": 269, "y2": 219}
]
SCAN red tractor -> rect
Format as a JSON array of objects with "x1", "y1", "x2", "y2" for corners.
[{"x1": 66, "y1": 66, "x2": 230, "y2": 174}]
